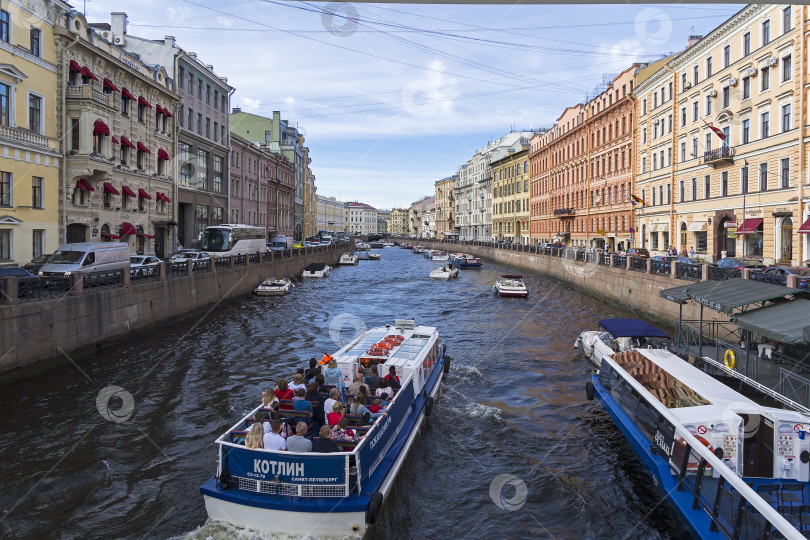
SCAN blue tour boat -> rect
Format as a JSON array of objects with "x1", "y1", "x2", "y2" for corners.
[
  {"x1": 200, "y1": 319, "x2": 447, "y2": 536},
  {"x1": 588, "y1": 346, "x2": 807, "y2": 539}
]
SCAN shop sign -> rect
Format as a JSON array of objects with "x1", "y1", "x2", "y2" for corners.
[{"x1": 724, "y1": 221, "x2": 737, "y2": 228}]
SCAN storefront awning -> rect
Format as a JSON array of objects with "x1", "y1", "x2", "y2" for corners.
[
  {"x1": 81, "y1": 66, "x2": 99, "y2": 81},
  {"x1": 111, "y1": 136, "x2": 119, "y2": 145},
  {"x1": 798, "y1": 217, "x2": 810, "y2": 234},
  {"x1": 137, "y1": 188, "x2": 152, "y2": 200},
  {"x1": 93, "y1": 120, "x2": 110, "y2": 135},
  {"x1": 157, "y1": 148, "x2": 170, "y2": 160},
  {"x1": 137, "y1": 233, "x2": 155, "y2": 239},
  {"x1": 121, "y1": 88, "x2": 136, "y2": 101},
  {"x1": 159, "y1": 192, "x2": 171, "y2": 203},
  {"x1": 650, "y1": 222, "x2": 669, "y2": 232},
  {"x1": 138, "y1": 96, "x2": 153, "y2": 109},
  {"x1": 120, "y1": 222, "x2": 137, "y2": 236},
  {"x1": 121, "y1": 185, "x2": 137, "y2": 198},
  {"x1": 69, "y1": 60, "x2": 81, "y2": 72},
  {"x1": 732, "y1": 299, "x2": 810, "y2": 344},
  {"x1": 736, "y1": 218, "x2": 763, "y2": 235},
  {"x1": 102, "y1": 182, "x2": 120, "y2": 195},
  {"x1": 101, "y1": 232, "x2": 122, "y2": 239},
  {"x1": 120, "y1": 136, "x2": 136, "y2": 149},
  {"x1": 688, "y1": 221, "x2": 708, "y2": 232},
  {"x1": 659, "y1": 278, "x2": 804, "y2": 313}
]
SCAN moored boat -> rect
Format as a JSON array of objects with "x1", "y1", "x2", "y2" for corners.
[
  {"x1": 452, "y1": 253, "x2": 482, "y2": 268},
  {"x1": 429, "y1": 263, "x2": 458, "y2": 280},
  {"x1": 355, "y1": 242, "x2": 371, "y2": 251},
  {"x1": 302, "y1": 263, "x2": 331, "y2": 278},
  {"x1": 588, "y1": 346, "x2": 807, "y2": 540},
  {"x1": 339, "y1": 252, "x2": 359, "y2": 265},
  {"x1": 370, "y1": 241, "x2": 384, "y2": 249},
  {"x1": 428, "y1": 250, "x2": 449, "y2": 261},
  {"x1": 254, "y1": 277, "x2": 294, "y2": 296},
  {"x1": 368, "y1": 252, "x2": 381, "y2": 260},
  {"x1": 200, "y1": 319, "x2": 448, "y2": 537},
  {"x1": 493, "y1": 275, "x2": 528, "y2": 297},
  {"x1": 575, "y1": 318, "x2": 669, "y2": 368}
]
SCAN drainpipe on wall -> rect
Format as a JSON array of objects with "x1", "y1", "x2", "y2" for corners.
[
  {"x1": 227, "y1": 86, "x2": 235, "y2": 222},
  {"x1": 797, "y1": 6, "x2": 807, "y2": 265},
  {"x1": 664, "y1": 63, "x2": 678, "y2": 255}
]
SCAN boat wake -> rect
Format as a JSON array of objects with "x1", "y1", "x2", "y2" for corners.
[
  {"x1": 445, "y1": 363, "x2": 486, "y2": 382},
  {"x1": 173, "y1": 519, "x2": 362, "y2": 540},
  {"x1": 446, "y1": 401, "x2": 503, "y2": 421}
]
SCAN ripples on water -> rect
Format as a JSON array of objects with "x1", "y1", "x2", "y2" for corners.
[{"x1": 0, "y1": 248, "x2": 689, "y2": 539}]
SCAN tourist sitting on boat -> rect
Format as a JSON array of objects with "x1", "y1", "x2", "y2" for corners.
[
  {"x1": 323, "y1": 388, "x2": 340, "y2": 424},
  {"x1": 364, "y1": 365, "x2": 381, "y2": 389},
  {"x1": 274, "y1": 379, "x2": 295, "y2": 409},
  {"x1": 263, "y1": 420, "x2": 287, "y2": 451},
  {"x1": 261, "y1": 388, "x2": 278, "y2": 409},
  {"x1": 314, "y1": 373, "x2": 328, "y2": 393},
  {"x1": 304, "y1": 383, "x2": 324, "y2": 423},
  {"x1": 285, "y1": 422, "x2": 312, "y2": 453},
  {"x1": 304, "y1": 358, "x2": 321, "y2": 383},
  {"x1": 245, "y1": 423, "x2": 264, "y2": 450},
  {"x1": 368, "y1": 398, "x2": 385, "y2": 414},
  {"x1": 384, "y1": 366, "x2": 401, "y2": 389},
  {"x1": 312, "y1": 425, "x2": 340, "y2": 453},
  {"x1": 331, "y1": 417, "x2": 360, "y2": 443},
  {"x1": 323, "y1": 357, "x2": 346, "y2": 398},
  {"x1": 376, "y1": 379, "x2": 392, "y2": 397},
  {"x1": 289, "y1": 373, "x2": 307, "y2": 393},
  {"x1": 254, "y1": 410, "x2": 270, "y2": 434},
  {"x1": 292, "y1": 388, "x2": 313, "y2": 415},
  {"x1": 327, "y1": 401, "x2": 345, "y2": 426},
  {"x1": 350, "y1": 394, "x2": 386, "y2": 421},
  {"x1": 348, "y1": 373, "x2": 369, "y2": 396}
]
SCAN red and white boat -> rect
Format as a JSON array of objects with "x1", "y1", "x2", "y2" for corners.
[{"x1": 493, "y1": 274, "x2": 528, "y2": 297}]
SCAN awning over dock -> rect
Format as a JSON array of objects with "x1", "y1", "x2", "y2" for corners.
[
  {"x1": 599, "y1": 318, "x2": 669, "y2": 338},
  {"x1": 659, "y1": 278, "x2": 803, "y2": 314},
  {"x1": 732, "y1": 299, "x2": 810, "y2": 345}
]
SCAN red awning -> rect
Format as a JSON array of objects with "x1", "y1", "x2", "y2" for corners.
[
  {"x1": 137, "y1": 142, "x2": 151, "y2": 154},
  {"x1": 93, "y1": 120, "x2": 110, "y2": 135},
  {"x1": 121, "y1": 88, "x2": 136, "y2": 101},
  {"x1": 102, "y1": 78, "x2": 120, "y2": 92},
  {"x1": 156, "y1": 105, "x2": 165, "y2": 116},
  {"x1": 121, "y1": 185, "x2": 137, "y2": 198},
  {"x1": 75, "y1": 179, "x2": 93, "y2": 192},
  {"x1": 137, "y1": 188, "x2": 152, "y2": 200},
  {"x1": 159, "y1": 192, "x2": 171, "y2": 203},
  {"x1": 120, "y1": 136, "x2": 136, "y2": 149},
  {"x1": 798, "y1": 217, "x2": 810, "y2": 234},
  {"x1": 162, "y1": 106, "x2": 174, "y2": 119},
  {"x1": 102, "y1": 182, "x2": 120, "y2": 195},
  {"x1": 111, "y1": 136, "x2": 119, "y2": 145},
  {"x1": 736, "y1": 218, "x2": 764, "y2": 235},
  {"x1": 101, "y1": 232, "x2": 122, "y2": 239},
  {"x1": 137, "y1": 233, "x2": 155, "y2": 239},
  {"x1": 120, "y1": 222, "x2": 137, "y2": 236},
  {"x1": 81, "y1": 66, "x2": 99, "y2": 81},
  {"x1": 69, "y1": 59, "x2": 81, "y2": 72},
  {"x1": 157, "y1": 148, "x2": 170, "y2": 160},
  {"x1": 138, "y1": 96, "x2": 153, "y2": 109}
]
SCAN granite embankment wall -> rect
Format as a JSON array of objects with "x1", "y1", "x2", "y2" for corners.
[
  {"x1": 419, "y1": 241, "x2": 712, "y2": 324},
  {"x1": 0, "y1": 245, "x2": 348, "y2": 373}
]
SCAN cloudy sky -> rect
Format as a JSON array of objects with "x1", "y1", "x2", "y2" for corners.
[{"x1": 85, "y1": 1, "x2": 743, "y2": 209}]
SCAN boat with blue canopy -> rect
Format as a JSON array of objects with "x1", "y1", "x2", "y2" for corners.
[{"x1": 576, "y1": 318, "x2": 670, "y2": 368}]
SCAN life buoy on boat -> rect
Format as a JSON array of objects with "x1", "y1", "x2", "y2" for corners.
[
  {"x1": 679, "y1": 436, "x2": 714, "y2": 469},
  {"x1": 366, "y1": 491, "x2": 384, "y2": 525},
  {"x1": 366, "y1": 348, "x2": 386, "y2": 357},
  {"x1": 384, "y1": 335, "x2": 404, "y2": 344},
  {"x1": 375, "y1": 342, "x2": 393, "y2": 350},
  {"x1": 724, "y1": 349, "x2": 736, "y2": 369}
]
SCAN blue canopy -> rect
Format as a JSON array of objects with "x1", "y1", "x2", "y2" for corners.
[{"x1": 599, "y1": 318, "x2": 669, "y2": 338}]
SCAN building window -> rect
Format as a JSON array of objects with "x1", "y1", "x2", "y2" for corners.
[
  {"x1": 762, "y1": 19, "x2": 770, "y2": 46},
  {"x1": 28, "y1": 94, "x2": 42, "y2": 134},
  {"x1": 693, "y1": 65, "x2": 699, "y2": 85},
  {"x1": 0, "y1": 171, "x2": 11, "y2": 206},
  {"x1": 187, "y1": 108, "x2": 193, "y2": 129},
  {"x1": 722, "y1": 86, "x2": 730, "y2": 108},
  {"x1": 641, "y1": 156, "x2": 646, "y2": 173},
  {"x1": 206, "y1": 85, "x2": 211, "y2": 104},
  {"x1": 782, "y1": 104, "x2": 791, "y2": 132},
  {"x1": 137, "y1": 149, "x2": 145, "y2": 169},
  {"x1": 214, "y1": 90, "x2": 219, "y2": 109},
  {"x1": 196, "y1": 204, "x2": 209, "y2": 233},
  {"x1": 70, "y1": 118, "x2": 79, "y2": 151},
  {"x1": 212, "y1": 206, "x2": 223, "y2": 226},
  {"x1": 705, "y1": 133, "x2": 712, "y2": 153},
  {"x1": 187, "y1": 73, "x2": 193, "y2": 93},
  {"x1": 197, "y1": 113, "x2": 202, "y2": 134},
  {"x1": 0, "y1": 82, "x2": 9, "y2": 126},
  {"x1": 780, "y1": 157, "x2": 789, "y2": 188},
  {"x1": 706, "y1": 56, "x2": 712, "y2": 77},
  {"x1": 680, "y1": 107, "x2": 686, "y2": 127},
  {"x1": 178, "y1": 142, "x2": 191, "y2": 186},
  {"x1": 742, "y1": 76, "x2": 750, "y2": 99},
  {"x1": 681, "y1": 72, "x2": 686, "y2": 90},
  {"x1": 723, "y1": 44, "x2": 730, "y2": 67},
  {"x1": 0, "y1": 10, "x2": 8, "y2": 43},
  {"x1": 679, "y1": 180, "x2": 685, "y2": 202},
  {"x1": 741, "y1": 165, "x2": 749, "y2": 194},
  {"x1": 120, "y1": 93, "x2": 129, "y2": 115},
  {"x1": 692, "y1": 138, "x2": 698, "y2": 158},
  {"x1": 120, "y1": 144, "x2": 129, "y2": 165},
  {"x1": 32, "y1": 229, "x2": 44, "y2": 257},
  {"x1": 213, "y1": 155, "x2": 223, "y2": 193},
  {"x1": 783, "y1": 6, "x2": 792, "y2": 33},
  {"x1": 197, "y1": 79, "x2": 202, "y2": 99},
  {"x1": 692, "y1": 101, "x2": 698, "y2": 121},
  {"x1": 759, "y1": 163, "x2": 768, "y2": 191},
  {"x1": 213, "y1": 121, "x2": 218, "y2": 142},
  {"x1": 680, "y1": 142, "x2": 686, "y2": 162},
  {"x1": 0, "y1": 229, "x2": 9, "y2": 259},
  {"x1": 782, "y1": 55, "x2": 792, "y2": 82},
  {"x1": 178, "y1": 67, "x2": 185, "y2": 88},
  {"x1": 642, "y1": 99, "x2": 646, "y2": 115},
  {"x1": 760, "y1": 111, "x2": 769, "y2": 138},
  {"x1": 706, "y1": 95, "x2": 712, "y2": 116},
  {"x1": 30, "y1": 28, "x2": 41, "y2": 57},
  {"x1": 221, "y1": 125, "x2": 226, "y2": 142},
  {"x1": 93, "y1": 131, "x2": 103, "y2": 154},
  {"x1": 742, "y1": 118, "x2": 750, "y2": 143},
  {"x1": 760, "y1": 66, "x2": 769, "y2": 91},
  {"x1": 138, "y1": 192, "x2": 146, "y2": 211},
  {"x1": 704, "y1": 175, "x2": 710, "y2": 199},
  {"x1": 743, "y1": 31, "x2": 750, "y2": 56},
  {"x1": 205, "y1": 118, "x2": 210, "y2": 138},
  {"x1": 691, "y1": 178, "x2": 698, "y2": 200},
  {"x1": 721, "y1": 171, "x2": 728, "y2": 196},
  {"x1": 197, "y1": 149, "x2": 208, "y2": 190}
]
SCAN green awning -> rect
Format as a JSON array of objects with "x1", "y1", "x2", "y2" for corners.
[
  {"x1": 658, "y1": 278, "x2": 804, "y2": 314},
  {"x1": 732, "y1": 300, "x2": 810, "y2": 344}
]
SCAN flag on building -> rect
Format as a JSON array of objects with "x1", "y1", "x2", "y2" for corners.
[
  {"x1": 701, "y1": 118, "x2": 726, "y2": 141},
  {"x1": 630, "y1": 194, "x2": 645, "y2": 207}
]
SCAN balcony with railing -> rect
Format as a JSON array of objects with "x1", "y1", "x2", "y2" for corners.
[
  {"x1": 0, "y1": 124, "x2": 53, "y2": 150},
  {"x1": 703, "y1": 146, "x2": 734, "y2": 166}
]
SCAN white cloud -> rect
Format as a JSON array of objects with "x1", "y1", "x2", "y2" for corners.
[
  {"x1": 216, "y1": 16, "x2": 233, "y2": 28},
  {"x1": 239, "y1": 97, "x2": 262, "y2": 112}
]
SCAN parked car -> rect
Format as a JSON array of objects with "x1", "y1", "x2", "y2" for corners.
[
  {"x1": 711, "y1": 257, "x2": 767, "y2": 271},
  {"x1": 674, "y1": 257, "x2": 705, "y2": 265},
  {"x1": 750, "y1": 266, "x2": 810, "y2": 286},
  {"x1": 0, "y1": 267, "x2": 37, "y2": 278},
  {"x1": 39, "y1": 243, "x2": 129, "y2": 277},
  {"x1": 130, "y1": 256, "x2": 161, "y2": 278},
  {"x1": 170, "y1": 250, "x2": 210, "y2": 263},
  {"x1": 651, "y1": 255, "x2": 676, "y2": 263},
  {"x1": 626, "y1": 248, "x2": 650, "y2": 258},
  {"x1": 22, "y1": 253, "x2": 53, "y2": 274}
]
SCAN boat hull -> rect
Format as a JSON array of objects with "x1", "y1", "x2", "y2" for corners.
[
  {"x1": 495, "y1": 287, "x2": 528, "y2": 297},
  {"x1": 255, "y1": 289, "x2": 288, "y2": 296}
]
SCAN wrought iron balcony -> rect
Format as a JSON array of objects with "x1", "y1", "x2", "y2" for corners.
[
  {"x1": 703, "y1": 146, "x2": 735, "y2": 166},
  {"x1": 553, "y1": 208, "x2": 575, "y2": 216}
]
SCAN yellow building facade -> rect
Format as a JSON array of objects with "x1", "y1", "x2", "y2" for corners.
[
  {"x1": 433, "y1": 175, "x2": 456, "y2": 238},
  {"x1": 635, "y1": 4, "x2": 808, "y2": 264},
  {"x1": 388, "y1": 208, "x2": 408, "y2": 235},
  {"x1": 0, "y1": 0, "x2": 68, "y2": 265},
  {"x1": 491, "y1": 146, "x2": 531, "y2": 244}
]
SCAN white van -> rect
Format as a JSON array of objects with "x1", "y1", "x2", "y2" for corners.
[
  {"x1": 269, "y1": 236, "x2": 294, "y2": 252},
  {"x1": 39, "y1": 243, "x2": 130, "y2": 276}
]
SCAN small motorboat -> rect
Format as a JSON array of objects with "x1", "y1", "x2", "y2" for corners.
[
  {"x1": 400, "y1": 243, "x2": 413, "y2": 249},
  {"x1": 493, "y1": 275, "x2": 528, "y2": 297},
  {"x1": 454, "y1": 254, "x2": 482, "y2": 268},
  {"x1": 575, "y1": 318, "x2": 670, "y2": 368},
  {"x1": 413, "y1": 245, "x2": 425, "y2": 254},
  {"x1": 430, "y1": 263, "x2": 458, "y2": 280},
  {"x1": 339, "y1": 252, "x2": 358, "y2": 265},
  {"x1": 355, "y1": 242, "x2": 371, "y2": 251},
  {"x1": 368, "y1": 252, "x2": 381, "y2": 260},
  {"x1": 254, "y1": 277, "x2": 294, "y2": 296},
  {"x1": 370, "y1": 241, "x2": 384, "y2": 248},
  {"x1": 302, "y1": 262, "x2": 331, "y2": 278},
  {"x1": 429, "y1": 250, "x2": 449, "y2": 261}
]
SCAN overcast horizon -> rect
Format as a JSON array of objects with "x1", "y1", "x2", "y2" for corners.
[{"x1": 85, "y1": 1, "x2": 744, "y2": 210}]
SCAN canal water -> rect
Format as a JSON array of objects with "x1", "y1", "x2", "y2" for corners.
[{"x1": 0, "y1": 247, "x2": 690, "y2": 539}]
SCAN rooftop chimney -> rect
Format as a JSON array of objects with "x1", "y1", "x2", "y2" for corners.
[
  {"x1": 188, "y1": 52, "x2": 197, "y2": 59},
  {"x1": 687, "y1": 35, "x2": 703, "y2": 48},
  {"x1": 111, "y1": 12, "x2": 127, "y2": 36},
  {"x1": 232, "y1": 107, "x2": 241, "y2": 113},
  {"x1": 164, "y1": 35, "x2": 176, "y2": 48}
]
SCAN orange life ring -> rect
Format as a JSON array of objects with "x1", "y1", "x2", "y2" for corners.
[
  {"x1": 384, "y1": 335, "x2": 404, "y2": 344},
  {"x1": 366, "y1": 348, "x2": 386, "y2": 357},
  {"x1": 679, "y1": 436, "x2": 714, "y2": 469},
  {"x1": 375, "y1": 342, "x2": 393, "y2": 350}
]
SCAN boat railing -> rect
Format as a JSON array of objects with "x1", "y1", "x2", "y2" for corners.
[{"x1": 668, "y1": 426, "x2": 803, "y2": 540}]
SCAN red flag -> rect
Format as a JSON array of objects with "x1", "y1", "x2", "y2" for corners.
[{"x1": 701, "y1": 118, "x2": 726, "y2": 141}]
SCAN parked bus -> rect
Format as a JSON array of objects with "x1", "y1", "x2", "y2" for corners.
[{"x1": 198, "y1": 224, "x2": 267, "y2": 258}]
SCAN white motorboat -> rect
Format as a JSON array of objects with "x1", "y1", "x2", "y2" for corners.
[
  {"x1": 355, "y1": 242, "x2": 371, "y2": 251},
  {"x1": 254, "y1": 277, "x2": 294, "y2": 296},
  {"x1": 302, "y1": 262, "x2": 331, "y2": 278},
  {"x1": 429, "y1": 263, "x2": 458, "y2": 280},
  {"x1": 368, "y1": 252, "x2": 381, "y2": 260},
  {"x1": 429, "y1": 250, "x2": 449, "y2": 261},
  {"x1": 493, "y1": 274, "x2": 528, "y2": 297},
  {"x1": 339, "y1": 252, "x2": 358, "y2": 265},
  {"x1": 575, "y1": 318, "x2": 670, "y2": 368}
]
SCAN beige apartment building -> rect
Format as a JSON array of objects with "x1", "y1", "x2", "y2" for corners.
[
  {"x1": 491, "y1": 145, "x2": 530, "y2": 244},
  {"x1": 635, "y1": 4, "x2": 807, "y2": 264},
  {"x1": 388, "y1": 208, "x2": 408, "y2": 235},
  {"x1": 434, "y1": 175, "x2": 457, "y2": 239}
]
